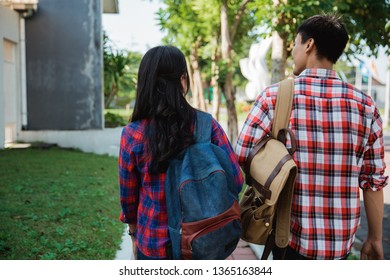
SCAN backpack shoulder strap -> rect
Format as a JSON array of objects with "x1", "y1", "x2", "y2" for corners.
[
  {"x1": 272, "y1": 79, "x2": 294, "y2": 138},
  {"x1": 194, "y1": 110, "x2": 212, "y2": 143}
]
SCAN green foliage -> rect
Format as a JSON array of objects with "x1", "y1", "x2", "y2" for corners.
[
  {"x1": 156, "y1": 0, "x2": 389, "y2": 93},
  {"x1": 0, "y1": 148, "x2": 124, "y2": 259},
  {"x1": 253, "y1": 0, "x2": 390, "y2": 57},
  {"x1": 157, "y1": 0, "x2": 257, "y2": 89},
  {"x1": 334, "y1": 0, "x2": 389, "y2": 57},
  {"x1": 347, "y1": 253, "x2": 360, "y2": 260},
  {"x1": 104, "y1": 112, "x2": 128, "y2": 128},
  {"x1": 103, "y1": 32, "x2": 142, "y2": 108},
  {"x1": 158, "y1": 1, "x2": 205, "y2": 55}
]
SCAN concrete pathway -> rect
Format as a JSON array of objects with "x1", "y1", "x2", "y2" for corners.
[
  {"x1": 114, "y1": 229, "x2": 135, "y2": 260},
  {"x1": 115, "y1": 235, "x2": 259, "y2": 260}
]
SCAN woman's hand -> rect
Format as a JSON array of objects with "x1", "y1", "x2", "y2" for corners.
[
  {"x1": 131, "y1": 235, "x2": 137, "y2": 259},
  {"x1": 127, "y1": 224, "x2": 137, "y2": 260}
]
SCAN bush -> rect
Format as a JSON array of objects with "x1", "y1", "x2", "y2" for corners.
[{"x1": 104, "y1": 112, "x2": 127, "y2": 128}]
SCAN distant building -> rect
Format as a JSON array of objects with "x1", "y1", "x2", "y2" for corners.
[
  {"x1": 353, "y1": 57, "x2": 387, "y2": 110},
  {"x1": 0, "y1": 0, "x2": 119, "y2": 149},
  {"x1": 362, "y1": 76, "x2": 387, "y2": 109}
]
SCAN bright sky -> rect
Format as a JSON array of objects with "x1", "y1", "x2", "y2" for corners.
[{"x1": 102, "y1": 0, "x2": 166, "y2": 54}]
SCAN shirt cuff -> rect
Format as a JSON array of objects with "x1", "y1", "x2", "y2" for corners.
[
  {"x1": 119, "y1": 211, "x2": 136, "y2": 224},
  {"x1": 359, "y1": 175, "x2": 388, "y2": 191}
]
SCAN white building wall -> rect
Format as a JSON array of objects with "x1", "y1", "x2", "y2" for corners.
[
  {"x1": 0, "y1": 5, "x2": 20, "y2": 149},
  {"x1": 18, "y1": 128, "x2": 123, "y2": 157},
  {"x1": 3, "y1": 39, "x2": 19, "y2": 144}
]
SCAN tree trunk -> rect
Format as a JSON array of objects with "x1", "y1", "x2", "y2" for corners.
[
  {"x1": 271, "y1": 0, "x2": 288, "y2": 84},
  {"x1": 105, "y1": 84, "x2": 117, "y2": 108},
  {"x1": 221, "y1": 0, "x2": 238, "y2": 145},
  {"x1": 211, "y1": 42, "x2": 221, "y2": 121},
  {"x1": 271, "y1": 30, "x2": 287, "y2": 84},
  {"x1": 211, "y1": 60, "x2": 221, "y2": 121},
  {"x1": 224, "y1": 72, "x2": 238, "y2": 144},
  {"x1": 221, "y1": 1, "x2": 232, "y2": 61},
  {"x1": 186, "y1": 56, "x2": 194, "y2": 94},
  {"x1": 189, "y1": 47, "x2": 206, "y2": 111}
]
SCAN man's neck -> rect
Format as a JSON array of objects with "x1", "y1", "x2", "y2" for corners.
[{"x1": 306, "y1": 56, "x2": 334, "y2": 70}]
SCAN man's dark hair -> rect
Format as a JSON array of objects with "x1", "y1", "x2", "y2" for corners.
[{"x1": 297, "y1": 14, "x2": 349, "y2": 63}]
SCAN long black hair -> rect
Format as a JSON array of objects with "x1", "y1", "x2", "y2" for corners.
[{"x1": 132, "y1": 46, "x2": 195, "y2": 173}]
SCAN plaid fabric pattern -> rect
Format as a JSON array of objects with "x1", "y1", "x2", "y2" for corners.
[
  {"x1": 235, "y1": 68, "x2": 388, "y2": 259},
  {"x1": 119, "y1": 117, "x2": 244, "y2": 258}
]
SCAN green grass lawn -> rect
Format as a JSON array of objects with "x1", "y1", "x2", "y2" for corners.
[{"x1": 0, "y1": 147, "x2": 124, "y2": 260}]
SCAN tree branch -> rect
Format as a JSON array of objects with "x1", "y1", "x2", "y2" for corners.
[{"x1": 231, "y1": 0, "x2": 253, "y2": 42}]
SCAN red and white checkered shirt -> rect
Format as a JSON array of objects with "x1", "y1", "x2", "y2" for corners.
[{"x1": 235, "y1": 68, "x2": 388, "y2": 259}]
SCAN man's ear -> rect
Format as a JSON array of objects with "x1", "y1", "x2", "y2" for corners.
[{"x1": 305, "y1": 38, "x2": 315, "y2": 53}]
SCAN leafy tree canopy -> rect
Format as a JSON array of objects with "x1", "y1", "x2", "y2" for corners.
[
  {"x1": 103, "y1": 32, "x2": 142, "y2": 108},
  {"x1": 253, "y1": 0, "x2": 390, "y2": 57}
]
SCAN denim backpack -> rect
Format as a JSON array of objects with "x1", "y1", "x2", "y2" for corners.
[{"x1": 164, "y1": 111, "x2": 242, "y2": 260}]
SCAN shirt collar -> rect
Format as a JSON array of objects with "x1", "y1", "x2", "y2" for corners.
[{"x1": 298, "y1": 68, "x2": 340, "y2": 80}]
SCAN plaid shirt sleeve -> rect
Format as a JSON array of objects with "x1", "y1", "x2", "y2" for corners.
[
  {"x1": 359, "y1": 106, "x2": 388, "y2": 191},
  {"x1": 118, "y1": 126, "x2": 140, "y2": 224},
  {"x1": 235, "y1": 89, "x2": 274, "y2": 167},
  {"x1": 211, "y1": 118, "x2": 244, "y2": 189}
]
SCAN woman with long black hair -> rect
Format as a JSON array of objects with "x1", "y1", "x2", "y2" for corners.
[{"x1": 119, "y1": 46, "x2": 243, "y2": 260}]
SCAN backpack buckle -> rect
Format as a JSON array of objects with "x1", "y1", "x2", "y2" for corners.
[{"x1": 254, "y1": 196, "x2": 264, "y2": 207}]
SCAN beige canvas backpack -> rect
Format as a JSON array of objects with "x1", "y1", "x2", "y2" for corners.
[{"x1": 239, "y1": 78, "x2": 298, "y2": 260}]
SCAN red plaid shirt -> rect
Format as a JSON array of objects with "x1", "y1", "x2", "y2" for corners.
[
  {"x1": 119, "y1": 116, "x2": 244, "y2": 258},
  {"x1": 235, "y1": 68, "x2": 388, "y2": 259}
]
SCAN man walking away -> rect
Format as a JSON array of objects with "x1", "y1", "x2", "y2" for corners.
[{"x1": 235, "y1": 14, "x2": 388, "y2": 260}]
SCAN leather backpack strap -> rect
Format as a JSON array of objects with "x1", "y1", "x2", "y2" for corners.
[
  {"x1": 261, "y1": 231, "x2": 275, "y2": 260},
  {"x1": 273, "y1": 78, "x2": 295, "y2": 250},
  {"x1": 261, "y1": 79, "x2": 295, "y2": 260},
  {"x1": 275, "y1": 165, "x2": 297, "y2": 248},
  {"x1": 271, "y1": 79, "x2": 294, "y2": 138}
]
